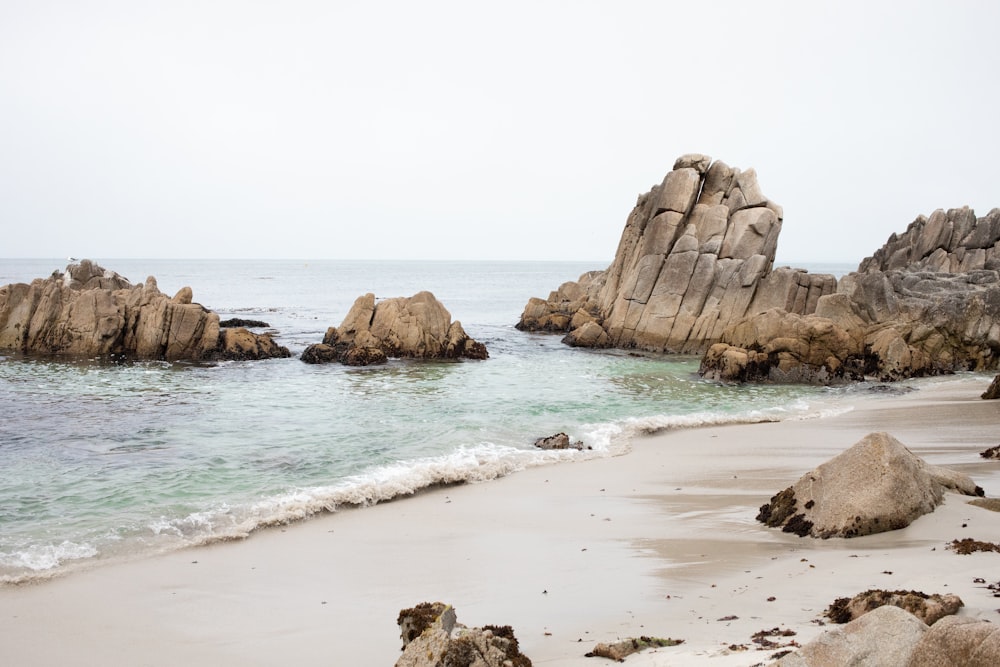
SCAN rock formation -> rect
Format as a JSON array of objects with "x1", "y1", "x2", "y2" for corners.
[
  {"x1": 395, "y1": 602, "x2": 531, "y2": 667},
  {"x1": 703, "y1": 206, "x2": 1000, "y2": 383},
  {"x1": 301, "y1": 292, "x2": 488, "y2": 366},
  {"x1": 757, "y1": 432, "x2": 983, "y2": 538},
  {"x1": 0, "y1": 260, "x2": 289, "y2": 362},
  {"x1": 982, "y1": 374, "x2": 1000, "y2": 399},
  {"x1": 907, "y1": 614, "x2": 1000, "y2": 667},
  {"x1": 517, "y1": 155, "x2": 836, "y2": 354},
  {"x1": 826, "y1": 590, "x2": 963, "y2": 626}
]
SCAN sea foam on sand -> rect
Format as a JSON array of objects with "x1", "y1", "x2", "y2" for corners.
[{"x1": 1, "y1": 376, "x2": 998, "y2": 666}]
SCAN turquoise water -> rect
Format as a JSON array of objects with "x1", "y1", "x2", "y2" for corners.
[{"x1": 0, "y1": 259, "x2": 852, "y2": 582}]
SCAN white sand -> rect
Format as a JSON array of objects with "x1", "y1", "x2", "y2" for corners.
[{"x1": 2, "y1": 376, "x2": 999, "y2": 666}]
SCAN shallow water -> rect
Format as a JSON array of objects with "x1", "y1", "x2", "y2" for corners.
[{"x1": 0, "y1": 258, "x2": 855, "y2": 581}]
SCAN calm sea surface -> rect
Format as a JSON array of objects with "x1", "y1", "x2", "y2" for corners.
[{"x1": 0, "y1": 258, "x2": 856, "y2": 582}]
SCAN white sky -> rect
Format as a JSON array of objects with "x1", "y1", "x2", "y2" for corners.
[{"x1": 2, "y1": 1, "x2": 998, "y2": 264}]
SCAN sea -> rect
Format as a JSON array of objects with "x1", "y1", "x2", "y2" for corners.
[{"x1": 0, "y1": 258, "x2": 859, "y2": 584}]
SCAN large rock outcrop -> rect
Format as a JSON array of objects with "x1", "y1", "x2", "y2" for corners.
[
  {"x1": 757, "y1": 432, "x2": 983, "y2": 538},
  {"x1": 702, "y1": 206, "x2": 1000, "y2": 383},
  {"x1": 517, "y1": 155, "x2": 836, "y2": 354},
  {"x1": 0, "y1": 260, "x2": 289, "y2": 362},
  {"x1": 395, "y1": 602, "x2": 531, "y2": 667},
  {"x1": 301, "y1": 291, "x2": 488, "y2": 366}
]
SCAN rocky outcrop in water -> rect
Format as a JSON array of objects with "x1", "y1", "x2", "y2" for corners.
[
  {"x1": 0, "y1": 260, "x2": 289, "y2": 361},
  {"x1": 395, "y1": 602, "x2": 531, "y2": 667},
  {"x1": 702, "y1": 206, "x2": 1000, "y2": 383},
  {"x1": 757, "y1": 432, "x2": 983, "y2": 538},
  {"x1": 301, "y1": 291, "x2": 488, "y2": 366},
  {"x1": 517, "y1": 155, "x2": 835, "y2": 354}
]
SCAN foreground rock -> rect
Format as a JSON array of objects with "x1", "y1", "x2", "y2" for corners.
[
  {"x1": 301, "y1": 292, "x2": 488, "y2": 366},
  {"x1": 777, "y1": 608, "x2": 1000, "y2": 667},
  {"x1": 395, "y1": 602, "x2": 531, "y2": 667},
  {"x1": 826, "y1": 589, "x2": 963, "y2": 625},
  {"x1": 774, "y1": 605, "x2": 926, "y2": 667},
  {"x1": 517, "y1": 154, "x2": 835, "y2": 354},
  {"x1": 704, "y1": 206, "x2": 1000, "y2": 383},
  {"x1": 0, "y1": 260, "x2": 289, "y2": 362},
  {"x1": 757, "y1": 432, "x2": 983, "y2": 538}
]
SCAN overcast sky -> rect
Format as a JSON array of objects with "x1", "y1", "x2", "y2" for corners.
[{"x1": 2, "y1": 2, "x2": 998, "y2": 264}]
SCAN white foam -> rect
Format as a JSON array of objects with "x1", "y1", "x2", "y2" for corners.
[{"x1": 0, "y1": 540, "x2": 97, "y2": 572}]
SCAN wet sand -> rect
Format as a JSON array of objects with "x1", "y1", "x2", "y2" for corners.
[{"x1": 1, "y1": 376, "x2": 999, "y2": 666}]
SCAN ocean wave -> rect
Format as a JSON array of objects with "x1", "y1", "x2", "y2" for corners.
[{"x1": 1, "y1": 399, "x2": 853, "y2": 584}]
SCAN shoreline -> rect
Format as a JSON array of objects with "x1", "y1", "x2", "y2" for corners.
[{"x1": 1, "y1": 376, "x2": 999, "y2": 665}]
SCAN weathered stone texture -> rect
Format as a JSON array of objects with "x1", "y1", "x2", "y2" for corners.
[
  {"x1": 302, "y1": 292, "x2": 488, "y2": 366},
  {"x1": 517, "y1": 155, "x2": 833, "y2": 354},
  {"x1": 0, "y1": 261, "x2": 289, "y2": 362},
  {"x1": 757, "y1": 432, "x2": 982, "y2": 539}
]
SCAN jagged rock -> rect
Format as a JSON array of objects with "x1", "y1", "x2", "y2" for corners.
[
  {"x1": 0, "y1": 260, "x2": 289, "y2": 362},
  {"x1": 773, "y1": 605, "x2": 927, "y2": 667},
  {"x1": 757, "y1": 432, "x2": 983, "y2": 538},
  {"x1": 303, "y1": 292, "x2": 487, "y2": 366},
  {"x1": 516, "y1": 156, "x2": 835, "y2": 353},
  {"x1": 907, "y1": 614, "x2": 1000, "y2": 666},
  {"x1": 704, "y1": 206, "x2": 1000, "y2": 384},
  {"x1": 983, "y1": 374, "x2": 1000, "y2": 399},
  {"x1": 533, "y1": 432, "x2": 586, "y2": 450},
  {"x1": 395, "y1": 602, "x2": 531, "y2": 667},
  {"x1": 699, "y1": 309, "x2": 865, "y2": 383},
  {"x1": 826, "y1": 590, "x2": 963, "y2": 625}
]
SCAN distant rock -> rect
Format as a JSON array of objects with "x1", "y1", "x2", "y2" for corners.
[
  {"x1": 982, "y1": 374, "x2": 1000, "y2": 399},
  {"x1": 395, "y1": 602, "x2": 531, "y2": 667},
  {"x1": 585, "y1": 636, "x2": 684, "y2": 661},
  {"x1": 757, "y1": 432, "x2": 983, "y2": 538},
  {"x1": 302, "y1": 292, "x2": 487, "y2": 366},
  {"x1": 219, "y1": 318, "x2": 270, "y2": 328},
  {"x1": 0, "y1": 260, "x2": 289, "y2": 362},
  {"x1": 517, "y1": 155, "x2": 835, "y2": 354}
]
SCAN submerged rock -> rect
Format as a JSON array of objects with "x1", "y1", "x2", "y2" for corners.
[
  {"x1": 302, "y1": 291, "x2": 487, "y2": 366},
  {"x1": 757, "y1": 432, "x2": 983, "y2": 538},
  {"x1": 395, "y1": 602, "x2": 531, "y2": 667},
  {"x1": 533, "y1": 432, "x2": 587, "y2": 451},
  {"x1": 0, "y1": 260, "x2": 289, "y2": 362}
]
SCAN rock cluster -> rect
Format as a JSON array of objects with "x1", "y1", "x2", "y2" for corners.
[
  {"x1": 395, "y1": 602, "x2": 531, "y2": 667},
  {"x1": 517, "y1": 155, "x2": 835, "y2": 354},
  {"x1": 301, "y1": 292, "x2": 488, "y2": 366},
  {"x1": 825, "y1": 589, "x2": 963, "y2": 626},
  {"x1": 774, "y1": 604, "x2": 1000, "y2": 667},
  {"x1": 703, "y1": 206, "x2": 1000, "y2": 383},
  {"x1": 757, "y1": 432, "x2": 983, "y2": 538},
  {"x1": 0, "y1": 260, "x2": 289, "y2": 362}
]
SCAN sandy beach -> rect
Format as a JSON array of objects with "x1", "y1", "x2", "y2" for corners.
[{"x1": 2, "y1": 375, "x2": 999, "y2": 666}]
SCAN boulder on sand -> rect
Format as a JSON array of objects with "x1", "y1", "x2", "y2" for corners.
[
  {"x1": 757, "y1": 432, "x2": 983, "y2": 538},
  {"x1": 395, "y1": 602, "x2": 531, "y2": 667},
  {"x1": 301, "y1": 292, "x2": 488, "y2": 366}
]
